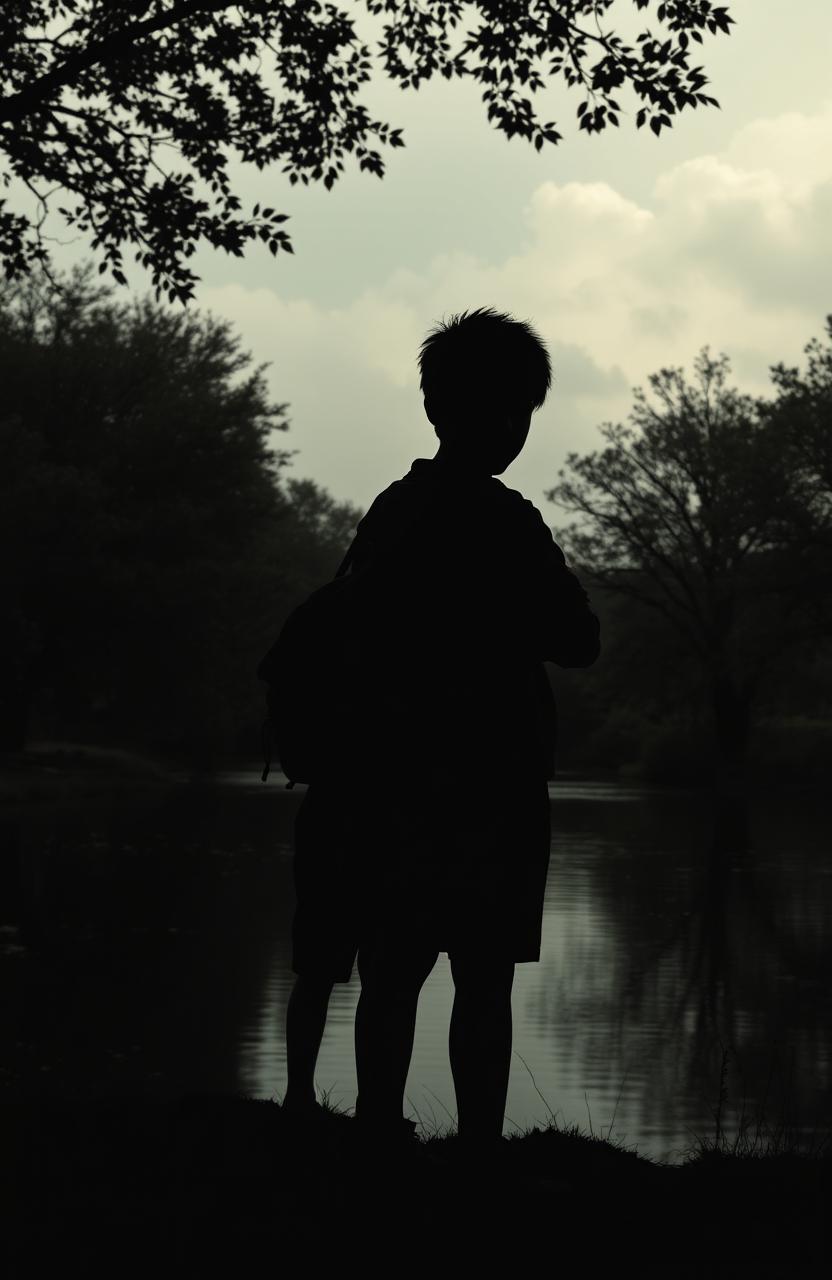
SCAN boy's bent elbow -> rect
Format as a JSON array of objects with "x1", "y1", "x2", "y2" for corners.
[
  {"x1": 550, "y1": 615, "x2": 601, "y2": 668},
  {"x1": 559, "y1": 642, "x2": 600, "y2": 669}
]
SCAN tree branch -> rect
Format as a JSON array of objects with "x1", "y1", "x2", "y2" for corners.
[
  {"x1": 0, "y1": 0, "x2": 237, "y2": 127},
  {"x1": 557, "y1": 464, "x2": 706, "y2": 625}
]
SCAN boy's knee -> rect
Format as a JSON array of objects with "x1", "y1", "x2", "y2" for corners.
[
  {"x1": 450, "y1": 953, "x2": 515, "y2": 996},
  {"x1": 292, "y1": 972, "x2": 335, "y2": 1000},
  {"x1": 358, "y1": 945, "x2": 438, "y2": 993}
]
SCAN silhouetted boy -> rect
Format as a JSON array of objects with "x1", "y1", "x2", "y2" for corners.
[{"x1": 283, "y1": 307, "x2": 600, "y2": 1150}]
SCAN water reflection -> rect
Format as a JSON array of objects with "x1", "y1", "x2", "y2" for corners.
[{"x1": 2, "y1": 776, "x2": 830, "y2": 1162}]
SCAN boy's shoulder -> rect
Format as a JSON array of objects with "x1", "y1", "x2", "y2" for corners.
[
  {"x1": 386, "y1": 462, "x2": 544, "y2": 512},
  {"x1": 490, "y1": 475, "x2": 544, "y2": 515},
  {"x1": 488, "y1": 477, "x2": 554, "y2": 544},
  {"x1": 356, "y1": 463, "x2": 549, "y2": 543}
]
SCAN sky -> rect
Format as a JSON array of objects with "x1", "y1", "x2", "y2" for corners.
[{"x1": 43, "y1": 0, "x2": 832, "y2": 521}]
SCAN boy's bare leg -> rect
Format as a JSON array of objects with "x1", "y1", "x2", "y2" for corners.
[
  {"x1": 283, "y1": 973, "x2": 335, "y2": 1109},
  {"x1": 354, "y1": 943, "x2": 438, "y2": 1127},
  {"x1": 449, "y1": 955, "x2": 515, "y2": 1145}
]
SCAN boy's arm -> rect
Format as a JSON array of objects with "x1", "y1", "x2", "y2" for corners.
[{"x1": 510, "y1": 498, "x2": 601, "y2": 668}]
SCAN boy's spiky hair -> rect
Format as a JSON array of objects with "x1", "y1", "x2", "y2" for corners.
[{"x1": 418, "y1": 306, "x2": 552, "y2": 416}]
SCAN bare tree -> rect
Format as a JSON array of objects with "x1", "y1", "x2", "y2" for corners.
[{"x1": 546, "y1": 349, "x2": 800, "y2": 778}]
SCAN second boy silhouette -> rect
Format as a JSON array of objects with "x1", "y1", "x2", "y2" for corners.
[{"x1": 282, "y1": 307, "x2": 600, "y2": 1150}]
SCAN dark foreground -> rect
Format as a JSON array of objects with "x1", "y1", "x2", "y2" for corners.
[{"x1": 4, "y1": 1096, "x2": 829, "y2": 1277}]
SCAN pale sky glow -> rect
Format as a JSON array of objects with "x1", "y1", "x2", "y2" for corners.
[{"x1": 39, "y1": 0, "x2": 832, "y2": 519}]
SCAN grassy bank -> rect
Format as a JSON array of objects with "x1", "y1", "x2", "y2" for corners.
[{"x1": 5, "y1": 1094, "x2": 829, "y2": 1276}]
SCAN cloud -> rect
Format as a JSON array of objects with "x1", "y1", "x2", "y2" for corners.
[
  {"x1": 650, "y1": 109, "x2": 832, "y2": 315},
  {"x1": 198, "y1": 102, "x2": 832, "y2": 514},
  {"x1": 725, "y1": 103, "x2": 832, "y2": 197}
]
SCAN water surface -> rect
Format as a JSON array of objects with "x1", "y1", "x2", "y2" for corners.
[{"x1": 2, "y1": 771, "x2": 829, "y2": 1163}]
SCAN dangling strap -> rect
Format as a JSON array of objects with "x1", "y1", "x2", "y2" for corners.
[{"x1": 260, "y1": 718, "x2": 272, "y2": 782}]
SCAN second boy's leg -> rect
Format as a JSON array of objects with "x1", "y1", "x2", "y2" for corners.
[
  {"x1": 354, "y1": 940, "x2": 439, "y2": 1129},
  {"x1": 287, "y1": 782, "x2": 358, "y2": 1111},
  {"x1": 283, "y1": 973, "x2": 335, "y2": 1110},
  {"x1": 449, "y1": 953, "x2": 515, "y2": 1145}
]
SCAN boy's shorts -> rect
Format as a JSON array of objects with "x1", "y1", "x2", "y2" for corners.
[{"x1": 290, "y1": 777, "x2": 552, "y2": 983}]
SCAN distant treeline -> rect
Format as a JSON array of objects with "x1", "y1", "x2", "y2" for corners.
[
  {"x1": 2, "y1": 265, "x2": 830, "y2": 782},
  {"x1": 0, "y1": 264, "x2": 360, "y2": 766}
]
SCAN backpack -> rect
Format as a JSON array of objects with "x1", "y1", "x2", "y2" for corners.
[{"x1": 257, "y1": 499, "x2": 428, "y2": 787}]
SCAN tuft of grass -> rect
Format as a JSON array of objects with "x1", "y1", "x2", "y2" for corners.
[
  {"x1": 510, "y1": 1051, "x2": 644, "y2": 1163},
  {"x1": 683, "y1": 1043, "x2": 832, "y2": 1165}
]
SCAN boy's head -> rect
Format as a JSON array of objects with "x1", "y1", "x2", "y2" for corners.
[{"x1": 418, "y1": 306, "x2": 552, "y2": 474}]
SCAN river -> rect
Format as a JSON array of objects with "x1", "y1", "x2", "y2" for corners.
[{"x1": 2, "y1": 770, "x2": 829, "y2": 1163}]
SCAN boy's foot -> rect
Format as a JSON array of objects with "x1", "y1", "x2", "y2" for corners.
[
  {"x1": 352, "y1": 1115, "x2": 451, "y2": 1163},
  {"x1": 280, "y1": 1094, "x2": 322, "y2": 1113},
  {"x1": 279, "y1": 1097, "x2": 341, "y2": 1133}
]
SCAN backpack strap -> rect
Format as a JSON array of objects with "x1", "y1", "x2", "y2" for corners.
[
  {"x1": 333, "y1": 542, "x2": 357, "y2": 578},
  {"x1": 260, "y1": 719, "x2": 273, "y2": 784},
  {"x1": 334, "y1": 486, "x2": 433, "y2": 583}
]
